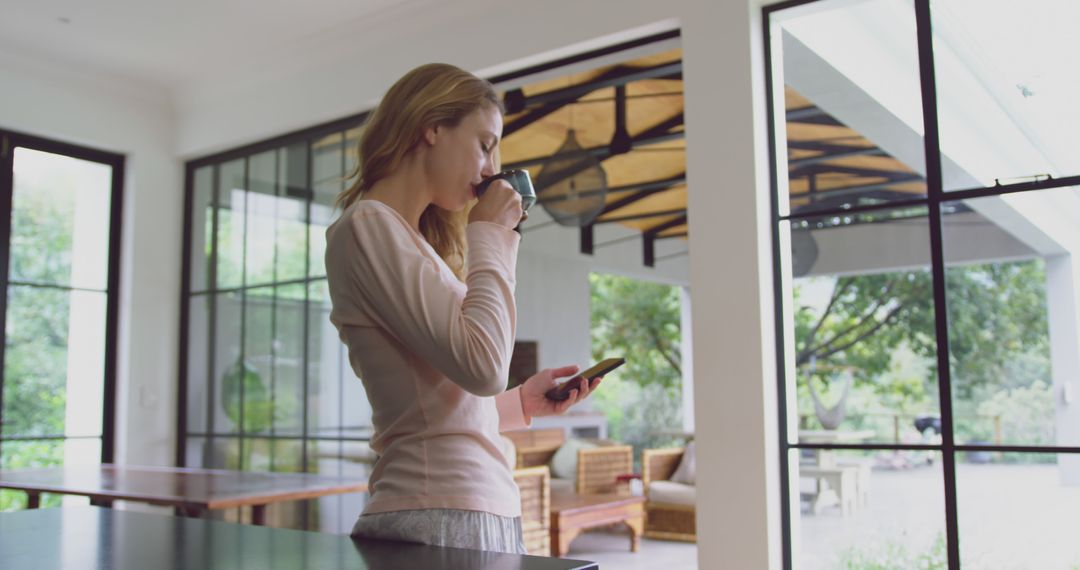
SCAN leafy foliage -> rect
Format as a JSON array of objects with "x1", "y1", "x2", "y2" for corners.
[
  {"x1": 589, "y1": 273, "x2": 683, "y2": 462},
  {"x1": 1, "y1": 174, "x2": 82, "y2": 511},
  {"x1": 795, "y1": 260, "x2": 1051, "y2": 429},
  {"x1": 589, "y1": 273, "x2": 682, "y2": 390}
]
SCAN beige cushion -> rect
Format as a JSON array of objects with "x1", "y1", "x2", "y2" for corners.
[
  {"x1": 670, "y1": 441, "x2": 696, "y2": 485},
  {"x1": 648, "y1": 480, "x2": 696, "y2": 506},
  {"x1": 499, "y1": 435, "x2": 517, "y2": 470},
  {"x1": 550, "y1": 477, "x2": 575, "y2": 494},
  {"x1": 549, "y1": 438, "x2": 596, "y2": 480}
]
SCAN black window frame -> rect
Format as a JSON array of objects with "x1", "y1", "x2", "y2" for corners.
[
  {"x1": 763, "y1": 1, "x2": 1080, "y2": 568},
  {"x1": 177, "y1": 111, "x2": 368, "y2": 469},
  {"x1": 0, "y1": 128, "x2": 124, "y2": 467}
]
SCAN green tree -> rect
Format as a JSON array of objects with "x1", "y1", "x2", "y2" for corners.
[
  {"x1": 795, "y1": 260, "x2": 1050, "y2": 427},
  {"x1": 589, "y1": 273, "x2": 682, "y2": 389},
  {"x1": 2, "y1": 173, "x2": 79, "y2": 511},
  {"x1": 589, "y1": 273, "x2": 683, "y2": 458}
]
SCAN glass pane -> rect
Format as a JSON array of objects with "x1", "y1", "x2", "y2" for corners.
[
  {"x1": 944, "y1": 188, "x2": 1080, "y2": 447},
  {"x1": 957, "y1": 452, "x2": 1080, "y2": 568},
  {"x1": 343, "y1": 126, "x2": 363, "y2": 177},
  {"x1": 62, "y1": 290, "x2": 107, "y2": 438},
  {"x1": 280, "y1": 143, "x2": 311, "y2": 280},
  {"x1": 241, "y1": 437, "x2": 277, "y2": 472},
  {"x1": 184, "y1": 437, "x2": 206, "y2": 468},
  {"x1": 212, "y1": 291, "x2": 243, "y2": 435},
  {"x1": 215, "y1": 159, "x2": 246, "y2": 289},
  {"x1": 308, "y1": 279, "x2": 343, "y2": 437},
  {"x1": 785, "y1": 207, "x2": 940, "y2": 445},
  {"x1": 273, "y1": 284, "x2": 306, "y2": 436},
  {"x1": 3, "y1": 285, "x2": 67, "y2": 437},
  {"x1": 269, "y1": 438, "x2": 305, "y2": 473},
  {"x1": 795, "y1": 449, "x2": 946, "y2": 569},
  {"x1": 310, "y1": 276, "x2": 372, "y2": 437},
  {"x1": 312, "y1": 132, "x2": 343, "y2": 206},
  {"x1": 310, "y1": 132, "x2": 344, "y2": 280},
  {"x1": 0, "y1": 439, "x2": 99, "y2": 511},
  {"x1": 307, "y1": 447, "x2": 369, "y2": 533},
  {"x1": 242, "y1": 286, "x2": 275, "y2": 435},
  {"x1": 209, "y1": 437, "x2": 242, "y2": 470},
  {"x1": 10, "y1": 147, "x2": 112, "y2": 290},
  {"x1": 773, "y1": 0, "x2": 926, "y2": 217},
  {"x1": 190, "y1": 166, "x2": 214, "y2": 293},
  {"x1": 187, "y1": 294, "x2": 210, "y2": 434},
  {"x1": 245, "y1": 151, "x2": 278, "y2": 287},
  {"x1": 276, "y1": 145, "x2": 309, "y2": 283},
  {"x1": 934, "y1": 0, "x2": 1080, "y2": 190}
]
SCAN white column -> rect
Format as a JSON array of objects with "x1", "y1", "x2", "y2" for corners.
[
  {"x1": 684, "y1": 1, "x2": 781, "y2": 567},
  {"x1": 1046, "y1": 254, "x2": 1080, "y2": 485}
]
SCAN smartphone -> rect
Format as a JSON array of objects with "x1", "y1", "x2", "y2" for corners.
[{"x1": 544, "y1": 357, "x2": 625, "y2": 401}]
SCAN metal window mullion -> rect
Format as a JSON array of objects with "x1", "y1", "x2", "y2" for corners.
[
  {"x1": 101, "y1": 147, "x2": 125, "y2": 465},
  {"x1": 1, "y1": 434, "x2": 103, "y2": 442},
  {"x1": 301, "y1": 140, "x2": 313, "y2": 530},
  {"x1": 204, "y1": 164, "x2": 220, "y2": 468},
  {"x1": 914, "y1": 1, "x2": 961, "y2": 568},
  {"x1": 7, "y1": 280, "x2": 107, "y2": 294},
  {"x1": 238, "y1": 157, "x2": 250, "y2": 471},
  {"x1": 760, "y1": 9, "x2": 795, "y2": 568},
  {"x1": 0, "y1": 132, "x2": 15, "y2": 462},
  {"x1": 270, "y1": 147, "x2": 281, "y2": 472},
  {"x1": 780, "y1": 196, "x2": 929, "y2": 223},
  {"x1": 339, "y1": 131, "x2": 346, "y2": 465},
  {"x1": 177, "y1": 163, "x2": 195, "y2": 467},
  {"x1": 184, "y1": 432, "x2": 373, "y2": 443}
]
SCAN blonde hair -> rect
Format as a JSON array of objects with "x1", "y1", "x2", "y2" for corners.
[{"x1": 337, "y1": 63, "x2": 503, "y2": 279}]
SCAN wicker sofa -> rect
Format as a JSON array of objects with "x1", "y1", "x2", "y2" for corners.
[
  {"x1": 642, "y1": 447, "x2": 696, "y2": 542},
  {"x1": 502, "y1": 427, "x2": 633, "y2": 496},
  {"x1": 513, "y1": 465, "x2": 551, "y2": 556}
]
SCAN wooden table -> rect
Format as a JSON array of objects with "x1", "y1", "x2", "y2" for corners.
[
  {"x1": 0, "y1": 464, "x2": 368, "y2": 525},
  {"x1": 549, "y1": 491, "x2": 645, "y2": 558},
  {"x1": 0, "y1": 506, "x2": 598, "y2": 569}
]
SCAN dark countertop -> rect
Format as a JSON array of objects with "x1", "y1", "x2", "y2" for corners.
[{"x1": 0, "y1": 506, "x2": 598, "y2": 570}]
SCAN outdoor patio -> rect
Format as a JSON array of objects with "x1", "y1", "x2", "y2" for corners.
[{"x1": 558, "y1": 461, "x2": 1080, "y2": 569}]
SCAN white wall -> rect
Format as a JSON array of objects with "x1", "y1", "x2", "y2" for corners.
[{"x1": 0, "y1": 51, "x2": 182, "y2": 467}]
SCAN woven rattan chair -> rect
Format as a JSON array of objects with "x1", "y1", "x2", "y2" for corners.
[
  {"x1": 513, "y1": 465, "x2": 551, "y2": 556},
  {"x1": 503, "y1": 428, "x2": 633, "y2": 496},
  {"x1": 642, "y1": 447, "x2": 696, "y2": 542}
]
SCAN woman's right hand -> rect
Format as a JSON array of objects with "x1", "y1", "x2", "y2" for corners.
[{"x1": 469, "y1": 179, "x2": 523, "y2": 230}]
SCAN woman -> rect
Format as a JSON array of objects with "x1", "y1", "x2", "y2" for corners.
[{"x1": 324, "y1": 63, "x2": 601, "y2": 554}]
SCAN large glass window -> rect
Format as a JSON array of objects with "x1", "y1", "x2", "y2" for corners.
[
  {"x1": 767, "y1": 0, "x2": 1080, "y2": 567},
  {"x1": 181, "y1": 119, "x2": 371, "y2": 531},
  {"x1": 0, "y1": 131, "x2": 123, "y2": 511}
]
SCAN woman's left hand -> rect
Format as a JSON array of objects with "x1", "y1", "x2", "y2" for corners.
[{"x1": 520, "y1": 365, "x2": 602, "y2": 420}]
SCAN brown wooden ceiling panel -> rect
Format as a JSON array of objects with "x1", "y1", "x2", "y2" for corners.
[
  {"x1": 882, "y1": 181, "x2": 927, "y2": 193},
  {"x1": 602, "y1": 186, "x2": 687, "y2": 218},
  {"x1": 788, "y1": 173, "x2": 887, "y2": 194},
  {"x1": 658, "y1": 223, "x2": 688, "y2": 237},
  {"x1": 785, "y1": 85, "x2": 811, "y2": 109},
  {"x1": 627, "y1": 48, "x2": 682, "y2": 68},
  {"x1": 785, "y1": 122, "x2": 864, "y2": 142},
  {"x1": 601, "y1": 152, "x2": 685, "y2": 187},
  {"x1": 816, "y1": 154, "x2": 916, "y2": 174},
  {"x1": 619, "y1": 213, "x2": 685, "y2": 233}
]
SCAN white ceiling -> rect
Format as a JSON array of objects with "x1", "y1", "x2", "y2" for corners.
[{"x1": 0, "y1": 0, "x2": 421, "y2": 91}]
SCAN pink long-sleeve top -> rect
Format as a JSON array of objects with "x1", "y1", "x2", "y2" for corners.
[{"x1": 324, "y1": 199, "x2": 530, "y2": 518}]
